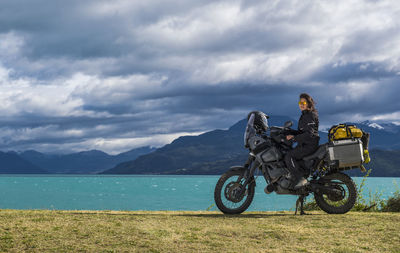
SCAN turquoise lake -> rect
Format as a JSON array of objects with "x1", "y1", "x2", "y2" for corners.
[{"x1": 0, "y1": 175, "x2": 398, "y2": 211}]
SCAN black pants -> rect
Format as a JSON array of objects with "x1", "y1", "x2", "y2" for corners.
[{"x1": 284, "y1": 143, "x2": 318, "y2": 180}]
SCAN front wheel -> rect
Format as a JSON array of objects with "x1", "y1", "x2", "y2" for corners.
[
  {"x1": 214, "y1": 170, "x2": 255, "y2": 214},
  {"x1": 314, "y1": 172, "x2": 357, "y2": 214}
]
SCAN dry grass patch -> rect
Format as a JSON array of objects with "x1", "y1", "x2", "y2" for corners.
[{"x1": 0, "y1": 210, "x2": 399, "y2": 252}]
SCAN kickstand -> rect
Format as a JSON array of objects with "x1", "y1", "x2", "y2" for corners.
[{"x1": 295, "y1": 195, "x2": 306, "y2": 215}]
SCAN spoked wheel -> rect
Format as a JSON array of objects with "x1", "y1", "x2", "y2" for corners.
[
  {"x1": 214, "y1": 170, "x2": 255, "y2": 214},
  {"x1": 315, "y1": 172, "x2": 357, "y2": 214}
]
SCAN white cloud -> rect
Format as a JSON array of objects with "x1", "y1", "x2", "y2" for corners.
[
  {"x1": 0, "y1": 67, "x2": 83, "y2": 117},
  {"x1": 334, "y1": 81, "x2": 377, "y2": 103},
  {"x1": 70, "y1": 72, "x2": 167, "y2": 106},
  {"x1": 0, "y1": 65, "x2": 170, "y2": 118},
  {"x1": 137, "y1": 1, "x2": 245, "y2": 49},
  {"x1": 0, "y1": 32, "x2": 25, "y2": 58},
  {"x1": 371, "y1": 111, "x2": 400, "y2": 122},
  {"x1": 84, "y1": 131, "x2": 206, "y2": 155}
]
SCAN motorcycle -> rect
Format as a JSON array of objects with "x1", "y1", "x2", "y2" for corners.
[{"x1": 214, "y1": 111, "x2": 364, "y2": 215}]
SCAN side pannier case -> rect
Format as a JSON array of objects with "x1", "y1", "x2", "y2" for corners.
[
  {"x1": 327, "y1": 123, "x2": 371, "y2": 167},
  {"x1": 328, "y1": 139, "x2": 364, "y2": 168}
]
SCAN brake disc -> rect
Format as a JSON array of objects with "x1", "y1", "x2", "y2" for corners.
[{"x1": 224, "y1": 182, "x2": 245, "y2": 203}]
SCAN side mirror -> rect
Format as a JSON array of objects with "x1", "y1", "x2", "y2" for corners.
[{"x1": 284, "y1": 121, "x2": 293, "y2": 128}]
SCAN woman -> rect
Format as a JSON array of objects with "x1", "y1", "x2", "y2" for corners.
[{"x1": 284, "y1": 93, "x2": 319, "y2": 189}]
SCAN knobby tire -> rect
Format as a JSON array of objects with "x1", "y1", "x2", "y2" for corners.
[
  {"x1": 315, "y1": 172, "x2": 357, "y2": 214},
  {"x1": 214, "y1": 170, "x2": 255, "y2": 214}
]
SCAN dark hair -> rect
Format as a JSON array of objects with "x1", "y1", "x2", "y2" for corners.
[{"x1": 299, "y1": 93, "x2": 317, "y2": 112}]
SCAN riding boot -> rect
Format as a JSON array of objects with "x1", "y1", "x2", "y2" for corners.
[
  {"x1": 285, "y1": 151, "x2": 309, "y2": 190},
  {"x1": 288, "y1": 170, "x2": 308, "y2": 190},
  {"x1": 293, "y1": 177, "x2": 308, "y2": 189}
]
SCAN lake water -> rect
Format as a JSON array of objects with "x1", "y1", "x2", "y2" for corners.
[{"x1": 0, "y1": 175, "x2": 398, "y2": 211}]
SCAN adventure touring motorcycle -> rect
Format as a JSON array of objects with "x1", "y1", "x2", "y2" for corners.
[{"x1": 214, "y1": 111, "x2": 371, "y2": 215}]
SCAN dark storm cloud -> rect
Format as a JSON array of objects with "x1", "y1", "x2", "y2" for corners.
[
  {"x1": 338, "y1": 27, "x2": 400, "y2": 59},
  {"x1": 0, "y1": 0, "x2": 218, "y2": 60},
  {"x1": 0, "y1": 0, "x2": 400, "y2": 153},
  {"x1": 78, "y1": 81, "x2": 298, "y2": 116},
  {"x1": 310, "y1": 62, "x2": 397, "y2": 83}
]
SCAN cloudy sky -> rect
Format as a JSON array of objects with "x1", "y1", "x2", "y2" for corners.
[{"x1": 0, "y1": 0, "x2": 400, "y2": 154}]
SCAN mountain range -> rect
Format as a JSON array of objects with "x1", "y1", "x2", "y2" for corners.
[
  {"x1": 0, "y1": 116, "x2": 399, "y2": 176},
  {"x1": 102, "y1": 116, "x2": 400, "y2": 176},
  {"x1": 0, "y1": 152, "x2": 48, "y2": 174},
  {"x1": 0, "y1": 146, "x2": 156, "y2": 174}
]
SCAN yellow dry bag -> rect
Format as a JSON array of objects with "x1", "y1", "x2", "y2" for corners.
[{"x1": 328, "y1": 124, "x2": 363, "y2": 141}]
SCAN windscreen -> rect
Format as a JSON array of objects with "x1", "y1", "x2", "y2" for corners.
[
  {"x1": 259, "y1": 113, "x2": 269, "y2": 131},
  {"x1": 244, "y1": 113, "x2": 256, "y2": 147}
]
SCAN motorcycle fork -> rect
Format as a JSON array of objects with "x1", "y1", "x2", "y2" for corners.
[
  {"x1": 236, "y1": 160, "x2": 259, "y2": 198},
  {"x1": 236, "y1": 155, "x2": 255, "y2": 182}
]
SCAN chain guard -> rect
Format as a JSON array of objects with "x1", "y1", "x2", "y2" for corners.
[{"x1": 327, "y1": 184, "x2": 346, "y2": 201}]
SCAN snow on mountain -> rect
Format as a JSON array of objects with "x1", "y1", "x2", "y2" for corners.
[
  {"x1": 368, "y1": 123, "x2": 384, "y2": 130},
  {"x1": 358, "y1": 120, "x2": 400, "y2": 134}
]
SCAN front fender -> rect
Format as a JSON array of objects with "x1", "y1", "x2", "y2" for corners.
[{"x1": 229, "y1": 166, "x2": 246, "y2": 172}]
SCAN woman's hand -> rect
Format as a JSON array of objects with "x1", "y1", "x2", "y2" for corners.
[{"x1": 286, "y1": 135, "x2": 294, "y2": 141}]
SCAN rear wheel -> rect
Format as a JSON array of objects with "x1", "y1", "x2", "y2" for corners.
[
  {"x1": 315, "y1": 172, "x2": 357, "y2": 214},
  {"x1": 214, "y1": 170, "x2": 255, "y2": 214}
]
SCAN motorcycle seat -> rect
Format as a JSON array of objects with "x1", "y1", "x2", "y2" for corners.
[{"x1": 303, "y1": 144, "x2": 328, "y2": 161}]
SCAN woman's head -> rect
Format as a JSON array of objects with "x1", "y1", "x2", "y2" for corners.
[{"x1": 298, "y1": 93, "x2": 317, "y2": 112}]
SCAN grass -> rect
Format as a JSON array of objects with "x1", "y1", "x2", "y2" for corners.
[{"x1": 0, "y1": 210, "x2": 399, "y2": 252}]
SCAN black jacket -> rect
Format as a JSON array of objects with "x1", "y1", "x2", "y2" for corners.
[{"x1": 294, "y1": 110, "x2": 319, "y2": 146}]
